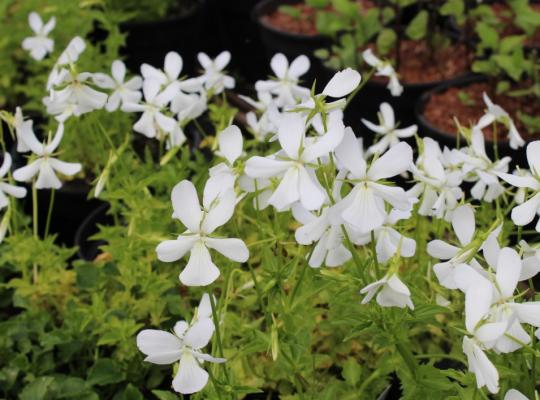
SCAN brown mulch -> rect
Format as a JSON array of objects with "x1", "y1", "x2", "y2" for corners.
[{"x1": 423, "y1": 81, "x2": 540, "y2": 141}]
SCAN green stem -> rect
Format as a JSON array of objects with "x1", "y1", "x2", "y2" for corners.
[
  {"x1": 209, "y1": 293, "x2": 231, "y2": 385},
  {"x1": 44, "y1": 189, "x2": 55, "y2": 238},
  {"x1": 32, "y1": 183, "x2": 38, "y2": 284},
  {"x1": 395, "y1": 342, "x2": 416, "y2": 377},
  {"x1": 370, "y1": 230, "x2": 381, "y2": 279}
]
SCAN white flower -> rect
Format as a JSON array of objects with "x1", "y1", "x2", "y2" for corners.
[
  {"x1": 13, "y1": 124, "x2": 81, "y2": 189},
  {"x1": 355, "y1": 209, "x2": 416, "y2": 263},
  {"x1": 245, "y1": 112, "x2": 344, "y2": 211},
  {"x1": 408, "y1": 137, "x2": 463, "y2": 221},
  {"x1": 427, "y1": 205, "x2": 487, "y2": 290},
  {"x1": 363, "y1": 103, "x2": 417, "y2": 156},
  {"x1": 456, "y1": 128, "x2": 509, "y2": 202},
  {"x1": 360, "y1": 273, "x2": 414, "y2": 309},
  {"x1": 122, "y1": 79, "x2": 177, "y2": 139},
  {"x1": 462, "y1": 332, "x2": 502, "y2": 394},
  {"x1": 92, "y1": 60, "x2": 142, "y2": 112},
  {"x1": 47, "y1": 36, "x2": 85, "y2": 91},
  {"x1": 208, "y1": 125, "x2": 244, "y2": 196},
  {"x1": 22, "y1": 12, "x2": 55, "y2": 61},
  {"x1": 136, "y1": 307, "x2": 225, "y2": 394},
  {"x1": 156, "y1": 179, "x2": 249, "y2": 286},
  {"x1": 255, "y1": 53, "x2": 310, "y2": 107},
  {"x1": 362, "y1": 49, "x2": 403, "y2": 96},
  {"x1": 475, "y1": 93, "x2": 524, "y2": 150},
  {"x1": 498, "y1": 141, "x2": 540, "y2": 231},
  {"x1": 504, "y1": 389, "x2": 530, "y2": 400},
  {"x1": 0, "y1": 154, "x2": 27, "y2": 209},
  {"x1": 198, "y1": 51, "x2": 235, "y2": 94},
  {"x1": 13, "y1": 107, "x2": 34, "y2": 153},
  {"x1": 141, "y1": 51, "x2": 201, "y2": 94},
  {"x1": 518, "y1": 240, "x2": 540, "y2": 280},
  {"x1": 44, "y1": 71, "x2": 108, "y2": 121},
  {"x1": 292, "y1": 203, "x2": 351, "y2": 268},
  {"x1": 332, "y1": 128, "x2": 412, "y2": 234}
]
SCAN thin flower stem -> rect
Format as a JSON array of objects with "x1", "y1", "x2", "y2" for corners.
[
  {"x1": 209, "y1": 292, "x2": 232, "y2": 385},
  {"x1": 44, "y1": 189, "x2": 55, "y2": 238},
  {"x1": 395, "y1": 342, "x2": 417, "y2": 377},
  {"x1": 370, "y1": 230, "x2": 381, "y2": 279},
  {"x1": 492, "y1": 122, "x2": 499, "y2": 160},
  {"x1": 32, "y1": 183, "x2": 38, "y2": 284}
]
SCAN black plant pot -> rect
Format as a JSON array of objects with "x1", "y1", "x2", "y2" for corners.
[
  {"x1": 75, "y1": 202, "x2": 112, "y2": 261},
  {"x1": 120, "y1": 0, "x2": 209, "y2": 75},
  {"x1": 210, "y1": 0, "x2": 266, "y2": 86},
  {"x1": 414, "y1": 73, "x2": 528, "y2": 167},
  {"x1": 252, "y1": 0, "x2": 330, "y2": 88}
]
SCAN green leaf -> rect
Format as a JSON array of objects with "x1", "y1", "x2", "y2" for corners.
[
  {"x1": 20, "y1": 377, "x2": 55, "y2": 400},
  {"x1": 342, "y1": 357, "x2": 362, "y2": 387},
  {"x1": 376, "y1": 28, "x2": 397, "y2": 56},
  {"x1": 493, "y1": 54, "x2": 523, "y2": 81},
  {"x1": 278, "y1": 5, "x2": 301, "y2": 19},
  {"x1": 499, "y1": 35, "x2": 525, "y2": 54},
  {"x1": 475, "y1": 22, "x2": 499, "y2": 49},
  {"x1": 87, "y1": 358, "x2": 125, "y2": 386},
  {"x1": 75, "y1": 263, "x2": 100, "y2": 290},
  {"x1": 440, "y1": 0, "x2": 464, "y2": 17},
  {"x1": 332, "y1": 0, "x2": 359, "y2": 18},
  {"x1": 152, "y1": 390, "x2": 179, "y2": 400},
  {"x1": 472, "y1": 59, "x2": 497, "y2": 76},
  {"x1": 306, "y1": 0, "x2": 330, "y2": 8},
  {"x1": 113, "y1": 384, "x2": 143, "y2": 400},
  {"x1": 405, "y1": 10, "x2": 428, "y2": 40}
]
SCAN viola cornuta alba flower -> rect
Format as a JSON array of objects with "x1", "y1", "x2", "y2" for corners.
[
  {"x1": 22, "y1": 12, "x2": 55, "y2": 61},
  {"x1": 360, "y1": 273, "x2": 414, "y2": 309},
  {"x1": 13, "y1": 123, "x2": 81, "y2": 189},
  {"x1": 362, "y1": 49, "x2": 403, "y2": 96},
  {"x1": 156, "y1": 179, "x2": 249, "y2": 286},
  {"x1": 92, "y1": 60, "x2": 143, "y2": 112},
  {"x1": 198, "y1": 51, "x2": 235, "y2": 94},
  {"x1": 0, "y1": 154, "x2": 27, "y2": 209}
]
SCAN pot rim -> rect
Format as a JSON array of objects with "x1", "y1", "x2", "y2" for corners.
[{"x1": 121, "y1": 0, "x2": 206, "y2": 29}]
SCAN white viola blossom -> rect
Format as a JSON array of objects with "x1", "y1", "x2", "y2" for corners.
[
  {"x1": 137, "y1": 294, "x2": 225, "y2": 395},
  {"x1": 360, "y1": 273, "x2": 414, "y2": 310},
  {"x1": 0, "y1": 154, "x2": 27, "y2": 209},
  {"x1": 92, "y1": 60, "x2": 143, "y2": 112},
  {"x1": 475, "y1": 93, "x2": 524, "y2": 150},
  {"x1": 292, "y1": 202, "x2": 351, "y2": 268},
  {"x1": 332, "y1": 128, "x2": 413, "y2": 234},
  {"x1": 141, "y1": 51, "x2": 200, "y2": 93},
  {"x1": 13, "y1": 123, "x2": 81, "y2": 189},
  {"x1": 255, "y1": 53, "x2": 310, "y2": 108},
  {"x1": 240, "y1": 91, "x2": 281, "y2": 141},
  {"x1": 355, "y1": 209, "x2": 416, "y2": 264},
  {"x1": 362, "y1": 49, "x2": 403, "y2": 96},
  {"x1": 122, "y1": 79, "x2": 177, "y2": 139},
  {"x1": 198, "y1": 51, "x2": 235, "y2": 94},
  {"x1": 363, "y1": 102, "x2": 417, "y2": 156},
  {"x1": 427, "y1": 204, "x2": 492, "y2": 290},
  {"x1": 504, "y1": 389, "x2": 529, "y2": 400},
  {"x1": 168, "y1": 91, "x2": 207, "y2": 148},
  {"x1": 156, "y1": 179, "x2": 249, "y2": 286},
  {"x1": 22, "y1": 12, "x2": 55, "y2": 61},
  {"x1": 408, "y1": 138, "x2": 463, "y2": 221},
  {"x1": 498, "y1": 141, "x2": 540, "y2": 231},
  {"x1": 245, "y1": 112, "x2": 344, "y2": 211},
  {"x1": 47, "y1": 36, "x2": 86, "y2": 91},
  {"x1": 457, "y1": 128, "x2": 510, "y2": 202}
]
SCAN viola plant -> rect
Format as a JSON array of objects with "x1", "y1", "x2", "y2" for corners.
[{"x1": 0, "y1": 4, "x2": 540, "y2": 400}]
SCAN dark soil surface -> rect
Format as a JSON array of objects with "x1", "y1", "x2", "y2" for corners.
[
  {"x1": 423, "y1": 81, "x2": 540, "y2": 141},
  {"x1": 371, "y1": 40, "x2": 473, "y2": 85}
]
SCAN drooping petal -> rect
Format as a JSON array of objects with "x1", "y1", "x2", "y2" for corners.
[
  {"x1": 496, "y1": 247, "x2": 521, "y2": 299},
  {"x1": 35, "y1": 160, "x2": 62, "y2": 189},
  {"x1": 172, "y1": 352, "x2": 209, "y2": 394},
  {"x1": 48, "y1": 158, "x2": 81, "y2": 176},
  {"x1": 180, "y1": 242, "x2": 220, "y2": 286},
  {"x1": 205, "y1": 237, "x2": 249, "y2": 263},
  {"x1": 511, "y1": 193, "x2": 540, "y2": 227},
  {"x1": 136, "y1": 329, "x2": 183, "y2": 365},
  {"x1": 504, "y1": 389, "x2": 530, "y2": 400},
  {"x1": 244, "y1": 157, "x2": 292, "y2": 178},
  {"x1": 13, "y1": 159, "x2": 41, "y2": 182},
  {"x1": 452, "y1": 205, "x2": 475, "y2": 246},
  {"x1": 218, "y1": 125, "x2": 243, "y2": 165}
]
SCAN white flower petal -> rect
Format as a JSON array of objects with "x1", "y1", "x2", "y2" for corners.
[
  {"x1": 452, "y1": 205, "x2": 475, "y2": 246},
  {"x1": 172, "y1": 352, "x2": 209, "y2": 394},
  {"x1": 218, "y1": 125, "x2": 243, "y2": 165},
  {"x1": 180, "y1": 242, "x2": 220, "y2": 286},
  {"x1": 205, "y1": 237, "x2": 249, "y2": 262},
  {"x1": 156, "y1": 236, "x2": 199, "y2": 262},
  {"x1": 136, "y1": 329, "x2": 182, "y2": 365},
  {"x1": 184, "y1": 318, "x2": 215, "y2": 349},
  {"x1": 172, "y1": 180, "x2": 202, "y2": 232},
  {"x1": 322, "y1": 68, "x2": 361, "y2": 98}
]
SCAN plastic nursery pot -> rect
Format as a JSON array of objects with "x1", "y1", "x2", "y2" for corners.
[
  {"x1": 120, "y1": 0, "x2": 209, "y2": 76},
  {"x1": 75, "y1": 202, "x2": 112, "y2": 261},
  {"x1": 252, "y1": 0, "x2": 331, "y2": 89},
  {"x1": 414, "y1": 73, "x2": 528, "y2": 167},
  {"x1": 209, "y1": 0, "x2": 267, "y2": 86}
]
